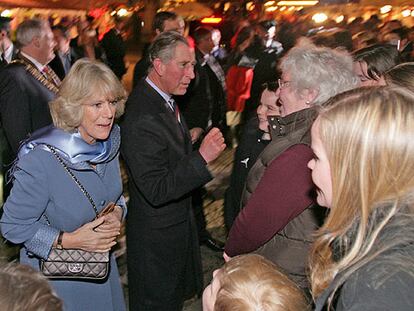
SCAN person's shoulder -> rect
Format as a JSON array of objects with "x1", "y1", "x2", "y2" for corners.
[
  {"x1": 0, "y1": 61, "x2": 25, "y2": 77},
  {"x1": 338, "y1": 253, "x2": 414, "y2": 310},
  {"x1": 16, "y1": 147, "x2": 54, "y2": 173}
]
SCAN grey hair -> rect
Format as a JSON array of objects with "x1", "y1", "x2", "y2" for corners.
[
  {"x1": 16, "y1": 18, "x2": 48, "y2": 48},
  {"x1": 280, "y1": 40, "x2": 358, "y2": 105},
  {"x1": 148, "y1": 31, "x2": 189, "y2": 69},
  {"x1": 49, "y1": 58, "x2": 127, "y2": 132}
]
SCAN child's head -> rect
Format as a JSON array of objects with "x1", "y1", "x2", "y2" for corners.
[
  {"x1": 202, "y1": 254, "x2": 309, "y2": 311},
  {"x1": 0, "y1": 263, "x2": 62, "y2": 311}
]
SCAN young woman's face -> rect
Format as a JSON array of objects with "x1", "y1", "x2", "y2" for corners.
[
  {"x1": 308, "y1": 119, "x2": 333, "y2": 208},
  {"x1": 202, "y1": 269, "x2": 222, "y2": 311}
]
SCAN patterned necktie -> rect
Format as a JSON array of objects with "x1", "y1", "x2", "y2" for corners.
[
  {"x1": 169, "y1": 98, "x2": 185, "y2": 136},
  {"x1": 168, "y1": 99, "x2": 181, "y2": 123}
]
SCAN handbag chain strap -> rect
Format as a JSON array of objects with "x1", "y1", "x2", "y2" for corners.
[{"x1": 46, "y1": 144, "x2": 99, "y2": 220}]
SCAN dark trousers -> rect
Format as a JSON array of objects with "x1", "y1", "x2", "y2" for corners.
[{"x1": 127, "y1": 210, "x2": 202, "y2": 311}]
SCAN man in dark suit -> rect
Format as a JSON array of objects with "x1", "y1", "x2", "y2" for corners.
[
  {"x1": 0, "y1": 18, "x2": 59, "y2": 157},
  {"x1": 49, "y1": 25, "x2": 79, "y2": 80},
  {"x1": 121, "y1": 31, "x2": 225, "y2": 311},
  {"x1": 0, "y1": 16, "x2": 18, "y2": 68},
  {"x1": 101, "y1": 16, "x2": 127, "y2": 79}
]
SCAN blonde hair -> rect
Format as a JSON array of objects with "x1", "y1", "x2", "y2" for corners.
[
  {"x1": 49, "y1": 58, "x2": 127, "y2": 132},
  {"x1": 215, "y1": 255, "x2": 310, "y2": 311},
  {"x1": 0, "y1": 263, "x2": 62, "y2": 311},
  {"x1": 309, "y1": 87, "x2": 414, "y2": 305},
  {"x1": 384, "y1": 62, "x2": 414, "y2": 92}
]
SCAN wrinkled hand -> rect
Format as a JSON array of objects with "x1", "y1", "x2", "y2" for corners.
[
  {"x1": 190, "y1": 127, "x2": 204, "y2": 144},
  {"x1": 65, "y1": 217, "x2": 119, "y2": 253},
  {"x1": 199, "y1": 128, "x2": 226, "y2": 164}
]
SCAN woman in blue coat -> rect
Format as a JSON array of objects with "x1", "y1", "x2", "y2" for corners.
[{"x1": 1, "y1": 59, "x2": 127, "y2": 311}]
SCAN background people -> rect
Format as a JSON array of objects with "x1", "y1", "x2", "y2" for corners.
[
  {"x1": 203, "y1": 254, "x2": 310, "y2": 311},
  {"x1": 49, "y1": 25, "x2": 79, "y2": 80},
  {"x1": 352, "y1": 44, "x2": 400, "y2": 86},
  {"x1": 121, "y1": 31, "x2": 225, "y2": 311},
  {"x1": 101, "y1": 16, "x2": 128, "y2": 79},
  {"x1": 0, "y1": 16, "x2": 18, "y2": 68},
  {"x1": 309, "y1": 87, "x2": 414, "y2": 310},
  {"x1": 0, "y1": 18, "x2": 59, "y2": 157},
  {"x1": 1, "y1": 59, "x2": 127, "y2": 311}
]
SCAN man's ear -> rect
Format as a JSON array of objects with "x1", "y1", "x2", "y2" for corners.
[
  {"x1": 152, "y1": 58, "x2": 165, "y2": 76},
  {"x1": 32, "y1": 35, "x2": 41, "y2": 48}
]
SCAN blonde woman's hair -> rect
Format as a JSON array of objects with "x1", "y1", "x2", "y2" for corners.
[
  {"x1": 309, "y1": 86, "x2": 414, "y2": 305},
  {"x1": 215, "y1": 254, "x2": 310, "y2": 311},
  {"x1": 384, "y1": 62, "x2": 414, "y2": 92},
  {"x1": 49, "y1": 58, "x2": 127, "y2": 132},
  {"x1": 0, "y1": 262, "x2": 62, "y2": 311}
]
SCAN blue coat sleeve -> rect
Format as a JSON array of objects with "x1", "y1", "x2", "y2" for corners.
[{"x1": 1, "y1": 153, "x2": 59, "y2": 259}]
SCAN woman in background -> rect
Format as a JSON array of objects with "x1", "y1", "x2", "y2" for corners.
[{"x1": 308, "y1": 87, "x2": 414, "y2": 310}]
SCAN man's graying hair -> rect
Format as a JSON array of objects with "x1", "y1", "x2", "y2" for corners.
[
  {"x1": 16, "y1": 18, "x2": 48, "y2": 48},
  {"x1": 148, "y1": 31, "x2": 189, "y2": 69}
]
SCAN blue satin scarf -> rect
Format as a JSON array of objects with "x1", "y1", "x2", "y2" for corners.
[{"x1": 16, "y1": 124, "x2": 119, "y2": 165}]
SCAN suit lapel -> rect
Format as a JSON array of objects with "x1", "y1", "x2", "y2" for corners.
[{"x1": 143, "y1": 81, "x2": 191, "y2": 152}]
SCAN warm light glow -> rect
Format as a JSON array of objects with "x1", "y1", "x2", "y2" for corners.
[
  {"x1": 224, "y1": 2, "x2": 231, "y2": 12},
  {"x1": 288, "y1": 6, "x2": 295, "y2": 11},
  {"x1": 277, "y1": 1, "x2": 318, "y2": 6},
  {"x1": 0, "y1": 9, "x2": 12, "y2": 17},
  {"x1": 312, "y1": 13, "x2": 328, "y2": 23},
  {"x1": 380, "y1": 5, "x2": 392, "y2": 14},
  {"x1": 265, "y1": 6, "x2": 278, "y2": 12},
  {"x1": 201, "y1": 17, "x2": 223, "y2": 24},
  {"x1": 412, "y1": 10, "x2": 414, "y2": 17},
  {"x1": 280, "y1": 6, "x2": 286, "y2": 11},
  {"x1": 401, "y1": 9, "x2": 411, "y2": 17},
  {"x1": 265, "y1": 1, "x2": 276, "y2": 6},
  {"x1": 335, "y1": 15, "x2": 344, "y2": 23},
  {"x1": 117, "y1": 8, "x2": 129, "y2": 17},
  {"x1": 110, "y1": 10, "x2": 117, "y2": 16},
  {"x1": 246, "y1": 2, "x2": 255, "y2": 11}
]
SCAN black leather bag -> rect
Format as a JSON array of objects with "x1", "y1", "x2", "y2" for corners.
[{"x1": 40, "y1": 145, "x2": 110, "y2": 280}]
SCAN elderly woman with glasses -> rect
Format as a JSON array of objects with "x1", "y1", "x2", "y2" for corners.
[
  {"x1": 224, "y1": 40, "x2": 358, "y2": 292},
  {"x1": 1, "y1": 59, "x2": 127, "y2": 310}
]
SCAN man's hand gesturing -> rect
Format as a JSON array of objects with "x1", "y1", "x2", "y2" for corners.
[{"x1": 199, "y1": 127, "x2": 226, "y2": 164}]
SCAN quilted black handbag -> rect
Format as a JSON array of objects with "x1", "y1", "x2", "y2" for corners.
[{"x1": 40, "y1": 145, "x2": 110, "y2": 280}]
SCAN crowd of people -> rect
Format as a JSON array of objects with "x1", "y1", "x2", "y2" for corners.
[{"x1": 0, "y1": 8, "x2": 413, "y2": 311}]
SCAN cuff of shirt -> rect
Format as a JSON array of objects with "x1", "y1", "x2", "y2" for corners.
[{"x1": 25, "y1": 225, "x2": 59, "y2": 260}]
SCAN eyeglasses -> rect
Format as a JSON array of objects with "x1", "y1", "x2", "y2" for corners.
[{"x1": 278, "y1": 78, "x2": 291, "y2": 89}]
